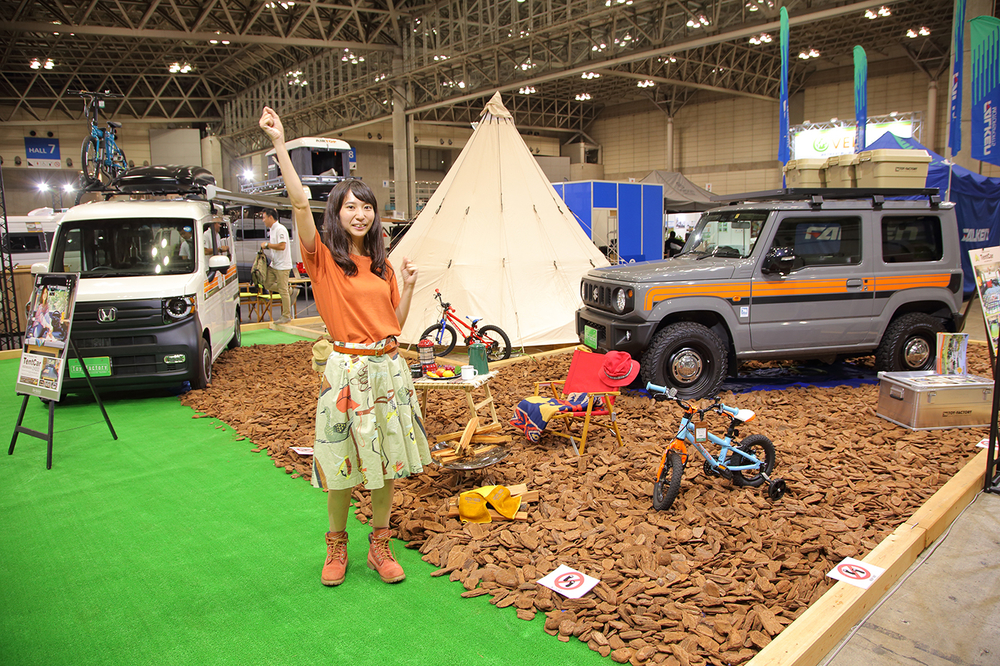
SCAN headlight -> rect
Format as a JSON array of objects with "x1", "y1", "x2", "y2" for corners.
[
  {"x1": 163, "y1": 296, "x2": 195, "y2": 322},
  {"x1": 614, "y1": 288, "x2": 627, "y2": 313}
]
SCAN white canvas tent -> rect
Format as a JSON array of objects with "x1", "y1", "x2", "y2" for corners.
[{"x1": 390, "y1": 92, "x2": 610, "y2": 348}]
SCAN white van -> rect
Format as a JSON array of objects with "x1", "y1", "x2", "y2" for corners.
[
  {"x1": 35, "y1": 167, "x2": 240, "y2": 393},
  {"x1": 3, "y1": 208, "x2": 64, "y2": 268}
]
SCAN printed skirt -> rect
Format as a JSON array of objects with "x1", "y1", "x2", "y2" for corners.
[{"x1": 311, "y1": 342, "x2": 431, "y2": 491}]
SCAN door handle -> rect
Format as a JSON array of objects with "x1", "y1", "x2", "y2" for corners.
[{"x1": 846, "y1": 279, "x2": 863, "y2": 288}]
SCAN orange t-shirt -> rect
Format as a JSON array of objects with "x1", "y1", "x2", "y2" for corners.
[{"x1": 302, "y1": 242, "x2": 401, "y2": 344}]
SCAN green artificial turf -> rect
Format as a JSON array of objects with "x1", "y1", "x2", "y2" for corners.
[{"x1": 0, "y1": 331, "x2": 603, "y2": 666}]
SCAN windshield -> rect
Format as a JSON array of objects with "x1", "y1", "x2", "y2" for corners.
[
  {"x1": 679, "y1": 210, "x2": 769, "y2": 259},
  {"x1": 50, "y1": 218, "x2": 198, "y2": 277}
]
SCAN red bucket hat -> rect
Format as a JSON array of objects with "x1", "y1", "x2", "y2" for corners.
[{"x1": 599, "y1": 351, "x2": 640, "y2": 388}]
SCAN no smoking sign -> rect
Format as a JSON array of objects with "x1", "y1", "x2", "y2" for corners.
[
  {"x1": 537, "y1": 565, "x2": 600, "y2": 599},
  {"x1": 827, "y1": 557, "x2": 885, "y2": 590}
]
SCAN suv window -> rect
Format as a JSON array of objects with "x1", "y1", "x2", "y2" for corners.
[
  {"x1": 681, "y1": 211, "x2": 768, "y2": 258},
  {"x1": 881, "y1": 215, "x2": 943, "y2": 263},
  {"x1": 52, "y1": 218, "x2": 198, "y2": 277},
  {"x1": 770, "y1": 216, "x2": 862, "y2": 267}
]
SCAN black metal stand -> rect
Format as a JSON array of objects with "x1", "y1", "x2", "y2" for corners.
[
  {"x1": 985, "y1": 351, "x2": 1000, "y2": 493},
  {"x1": 9, "y1": 339, "x2": 117, "y2": 469}
]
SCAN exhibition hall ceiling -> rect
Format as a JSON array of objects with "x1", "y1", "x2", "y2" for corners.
[{"x1": 1, "y1": 0, "x2": 951, "y2": 152}]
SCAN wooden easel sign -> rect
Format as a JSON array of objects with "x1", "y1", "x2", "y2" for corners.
[{"x1": 16, "y1": 272, "x2": 78, "y2": 401}]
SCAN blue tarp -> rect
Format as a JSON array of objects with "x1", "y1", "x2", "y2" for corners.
[{"x1": 864, "y1": 133, "x2": 1000, "y2": 297}]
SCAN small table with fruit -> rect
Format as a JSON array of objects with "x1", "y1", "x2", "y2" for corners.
[{"x1": 412, "y1": 368, "x2": 509, "y2": 464}]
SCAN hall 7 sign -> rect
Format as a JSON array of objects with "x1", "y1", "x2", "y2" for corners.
[{"x1": 24, "y1": 137, "x2": 61, "y2": 168}]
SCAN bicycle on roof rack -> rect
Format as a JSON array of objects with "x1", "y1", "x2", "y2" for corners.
[
  {"x1": 75, "y1": 90, "x2": 128, "y2": 187},
  {"x1": 420, "y1": 289, "x2": 512, "y2": 361}
]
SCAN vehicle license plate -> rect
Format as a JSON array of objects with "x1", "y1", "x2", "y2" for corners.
[
  {"x1": 68, "y1": 357, "x2": 112, "y2": 378},
  {"x1": 583, "y1": 325, "x2": 598, "y2": 349}
]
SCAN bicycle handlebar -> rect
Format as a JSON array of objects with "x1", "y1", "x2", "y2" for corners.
[{"x1": 646, "y1": 382, "x2": 738, "y2": 418}]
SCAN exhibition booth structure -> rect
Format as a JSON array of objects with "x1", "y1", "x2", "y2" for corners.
[{"x1": 553, "y1": 180, "x2": 664, "y2": 264}]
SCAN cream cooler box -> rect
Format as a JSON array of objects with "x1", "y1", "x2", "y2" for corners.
[
  {"x1": 856, "y1": 149, "x2": 931, "y2": 188},
  {"x1": 825, "y1": 154, "x2": 859, "y2": 187},
  {"x1": 783, "y1": 159, "x2": 827, "y2": 188},
  {"x1": 876, "y1": 371, "x2": 994, "y2": 430}
]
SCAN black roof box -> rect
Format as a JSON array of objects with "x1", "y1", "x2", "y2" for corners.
[{"x1": 113, "y1": 165, "x2": 216, "y2": 195}]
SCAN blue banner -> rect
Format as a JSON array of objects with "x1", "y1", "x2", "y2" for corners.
[
  {"x1": 971, "y1": 16, "x2": 1000, "y2": 166},
  {"x1": 853, "y1": 46, "x2": 868, "y2": 152},
  {"x1": 778, "y1": 7, "x2": 790, "y2": 165},
  {"x1": 949, "y1": 0, "x2": 967, "y2": 156}
]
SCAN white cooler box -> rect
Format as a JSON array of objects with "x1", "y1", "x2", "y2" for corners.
[
  {"x1": 783, "y1": 159, "x2": 827, "y2": 188},
  {"x1": 876, "y1": 371, "x2": 994, "y2": 430},
  {"x1": 856, "y1": 149, "x2": 931, "y2": 188},
  {"x1": 825, "y1": 154, "x2": 859, "y2": 187}
]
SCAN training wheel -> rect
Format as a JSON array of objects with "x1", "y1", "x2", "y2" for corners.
[{"x1": 767, "y1": 478, "x2": 787, "y2": 501}]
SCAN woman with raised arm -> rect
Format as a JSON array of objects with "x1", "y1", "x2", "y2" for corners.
[{"x1": 259, "y1": 105, "x2": 430, "y2": 586}]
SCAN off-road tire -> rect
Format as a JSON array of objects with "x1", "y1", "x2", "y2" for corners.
[
  {"x1": 874, "y1": 313, "x2": 944, "y2": 372},
  {"x1": 652, "y1": 450, "x2": 685, "y2": 511},
  {"x1": 640, "y1": 322, "x2": 728, "y2": 400}
]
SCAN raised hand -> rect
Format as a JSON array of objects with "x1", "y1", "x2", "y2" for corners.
[
  {"x1": 258, "y1": 106, "x2": 284, "y2": 144},
  {"x1": 399, "y1": 256, "x2": 418, "y2": 287}
]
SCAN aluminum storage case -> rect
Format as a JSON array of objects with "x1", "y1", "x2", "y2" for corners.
[{"x1": 876, "y1": 371, "x2": 994, "y2": 430}]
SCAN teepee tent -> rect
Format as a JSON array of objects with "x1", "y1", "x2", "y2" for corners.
[{"x1": 390, "y1": 92, "x2": 610, "y2": 348}]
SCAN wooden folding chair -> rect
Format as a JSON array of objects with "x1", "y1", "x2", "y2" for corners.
[
  {"x1": 239, "y1": 282, "x2": 281, "y2": 322},
  {"x1": 531, "y1": 349, "x2": 628, "y2": 455}
]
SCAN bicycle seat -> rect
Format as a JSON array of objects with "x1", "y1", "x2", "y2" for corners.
[
  {"x1": 108, "y1": 121, "x2": 122, "y2": 128},
  {"x1": 468, "y1": 317, "x2": 482, "y2": 326},
  {"x1": 734, "y1": 408, "x2": 755, "y2": 423}
]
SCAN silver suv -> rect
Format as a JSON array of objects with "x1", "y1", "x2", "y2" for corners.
[{"x1": 576, "y1": 189, "x2": 965, "y2": 398}]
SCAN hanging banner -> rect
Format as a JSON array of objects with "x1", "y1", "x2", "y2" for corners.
[
  {"x1": 778, "y1": 7, "x2": 790, "y2": 166},
  {"x1": 970, "y1": 16, "x2": 1000, "y2": 166},
  {"x1": 16, "y1": 273, "x2": 79, "y2": 401},
  {"x1": 853, "y1": 46, "x2": 868, "y2": 151},
  {"x1": 949, "y1": 0, "x2": 967, "y2": 157}
]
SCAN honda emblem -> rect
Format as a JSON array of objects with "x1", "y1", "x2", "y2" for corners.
[{"x1": 97, "y1": 307, "x2": 117, "y2": 323}]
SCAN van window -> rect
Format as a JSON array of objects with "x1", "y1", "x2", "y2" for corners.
[
  {"x1": 881, "y1": 215, "x2": 943, "y2": 263},
  {"x1": 770, "y1": 216, "x2": 862, "y2": 266},
  {"x1": 2, "y1": 232, "x2": 48, "y2": 254},
  {"x1": 51, "y1": 218, "x2": 198, "y2": 277}
]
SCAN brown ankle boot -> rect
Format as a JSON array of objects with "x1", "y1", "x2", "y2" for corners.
[
  {"x1": 322, "y1": 531, "x2": 349, "y2": 586},
  {"x1": 367, "y1": 528, "x2": 405, "y2": 583}
]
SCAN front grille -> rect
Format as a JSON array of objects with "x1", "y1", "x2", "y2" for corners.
[
  {"x1": 582, "y1": 280, "x2": 615, "y2": 312},
  {"x1": 111, "y1": 355, "x2": 158, "y2": 375},
  {"x1": 76, "y1": 335, "x2": 156, "y2": 348}
]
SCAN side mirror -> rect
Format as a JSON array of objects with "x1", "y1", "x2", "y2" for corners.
[
  {"x1": 761, "y1": 247, "x2": 798, "y2": 275},
  {"x1": 208, "y1": 255, "x2": 231, "y2": 271},
  {"x1": 31, "y1": 262, "x2": 48, "y2": 275}
]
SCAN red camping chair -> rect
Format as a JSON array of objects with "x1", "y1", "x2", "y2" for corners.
[{"x1": 519, "y1": 349, "x2": 629, "y2": 455}]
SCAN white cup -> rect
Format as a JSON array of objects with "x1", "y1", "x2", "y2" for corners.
[{"x1": 461, "y1": 365, "x2": 479, "y2": 381}]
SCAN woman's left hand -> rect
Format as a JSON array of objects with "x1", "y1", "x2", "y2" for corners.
[{"x1": 399, "y1": 256, "x2": 418, "y2": 287}]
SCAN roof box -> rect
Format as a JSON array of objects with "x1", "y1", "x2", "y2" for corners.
[{"x1": 113, "y1": 165, "x2": 216, "y2": 195}]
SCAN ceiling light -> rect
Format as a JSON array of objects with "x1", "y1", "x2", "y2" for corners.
[
  {"x1": 605, "y1": 0, "x2": 633, "y2": 5},
  {"x1": 242, "y1": 169, "x2": 255, "y2": 181},
  {"x1": 749, "y1": 33, "x2": 773, "y2": 45},
  {"x1": 866, "y1": 6, "x2": 891, "y2": 20},
  {"x1": 637, "y1": 80, "x2": 654, "y2": 88},
  {"x1": 342, "y1": 49, "x2": 365, "y2": 64},
  {"x1": 264, "y1": 1, "x2": 295, "y2": 8},
  {"x1": 575, "y1": 93, "x2": 592, "y2": 101},
  {"x1": 375, "y1": 73, "x2": 387, "y2": 82},
  {"x1": 62, "y1": 183, "x2": 75, "y2": 193},
  {"x1": 687, "y1": 14, "x2": 710, "y2": 28},
  {"x1": 908, "y1": 26, "x2": 931, "y2": 37},
  {"x1": 36, "y1": 183, "x2": 49, "y2": 192},
  {"x1": 798, "y1": 49, "x2": 820, "y2": 59},
  {"x1": 582, "y1": 72, "x2": 601, "y2": 80},
  {"x1": 519, "y1": 86, "x2": 537, "y2": 94},
  {"x1": 168, "y1": 62, "x2": 193, "y2": 73}
]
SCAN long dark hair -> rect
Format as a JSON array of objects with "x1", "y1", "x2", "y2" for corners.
[{"x1": 320, "y1": 179, "x2": 389, "y2": 279}]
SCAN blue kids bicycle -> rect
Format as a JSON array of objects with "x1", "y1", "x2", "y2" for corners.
[
  {"x1": 76, "y1": 89, "x2": 129, "y2": 186},
  {"x1": 647, "y1": 382, "x2": 786, "y2": 510}
]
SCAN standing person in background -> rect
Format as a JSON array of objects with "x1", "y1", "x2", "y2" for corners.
[
  {"x1": 203, "y1": 217, "x2": 229, "y2": 256},
  {"x1": 258, "y1": 105, "x2": 430, "y2": 587},
  {"x1": 260, "y1": 208, "x2": 298, "y2": 324}
]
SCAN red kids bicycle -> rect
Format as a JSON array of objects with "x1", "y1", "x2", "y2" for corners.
[{"x1": 420, "y1": 289, "x2": 512, "y2": 361}]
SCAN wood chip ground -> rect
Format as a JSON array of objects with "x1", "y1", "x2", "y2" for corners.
[{"x1": 181, "y1": 342, "x2": 993, "y2": 666}]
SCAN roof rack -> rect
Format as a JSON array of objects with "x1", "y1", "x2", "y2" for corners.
[{"x1": 711, "y1": 187, "x2": 941, "y2": 210}]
